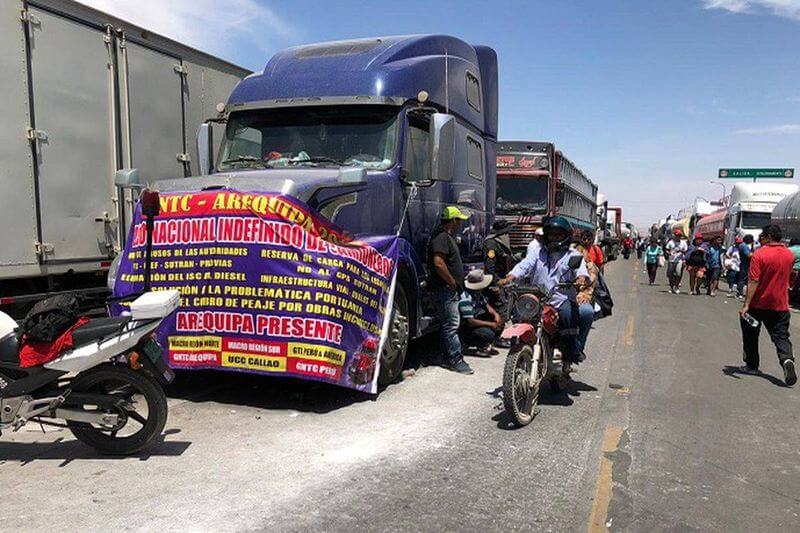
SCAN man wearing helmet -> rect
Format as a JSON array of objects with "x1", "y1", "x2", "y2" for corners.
[{"x1": 499, "y1": 216, "x2": 590, "y2": 364}]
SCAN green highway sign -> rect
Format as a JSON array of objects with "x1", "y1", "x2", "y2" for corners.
[{"x1": 718, "y1": 168, "x2": 794, "y2": 179}]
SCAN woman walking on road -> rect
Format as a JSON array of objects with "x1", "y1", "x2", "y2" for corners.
[
  {"x1": 685, "y1": 234, "x2": 708, "y2": 295},
  {"x1": 644, "y1": 237, "x2": 663, "y2": 285}
]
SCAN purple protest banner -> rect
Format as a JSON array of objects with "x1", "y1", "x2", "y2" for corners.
[{"x1": 113, "y1": 189, "x2": 399, "y2": 393}]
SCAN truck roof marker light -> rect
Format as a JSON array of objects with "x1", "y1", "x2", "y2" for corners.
[{"x1": 417, "y1": 90, "x2": 429, "y2": 104}]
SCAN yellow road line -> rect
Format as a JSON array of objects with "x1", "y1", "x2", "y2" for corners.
[
  {"x1": 587, "y1": 425, "x2": 625, "y2": 533},
  {"x1": 624, "y1": 315, "x2": 634, "y2": 346}
]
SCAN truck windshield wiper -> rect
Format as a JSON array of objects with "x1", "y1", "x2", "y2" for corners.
[
  {"x1": 219, "y1": 155, "x2": 267, "y2": 168},
  {"x1": 289, "y1": 156, "x2": 344, "y2": 166}
]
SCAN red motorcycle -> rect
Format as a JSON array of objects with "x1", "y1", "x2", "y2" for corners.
[{"x1": 501, "y1": 282, "x2": 576, "y2": 427}]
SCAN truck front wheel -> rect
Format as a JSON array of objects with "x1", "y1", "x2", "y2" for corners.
[{"x1": 378, "y1": 283, "x2": 410, "y2": 386}]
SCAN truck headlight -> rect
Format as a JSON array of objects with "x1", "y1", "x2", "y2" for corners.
[{"x1": 107, "y1": 253, "x2": 123, "y2": 291}]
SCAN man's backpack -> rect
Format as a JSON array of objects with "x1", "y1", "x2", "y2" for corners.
[
  {"x1": 19, "y1": 294, "x2": 81, "y2": 343},
  {"x1": 593, "y1": 273, "x2": 614, "y2": 319}
]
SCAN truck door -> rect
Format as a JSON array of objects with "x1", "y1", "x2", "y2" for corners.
[
  {"x1": 182, "y1": 62, "x2": 243, "y2": 176},
  {"x1": 401, "y1": 110, "x2": 444, "y2": 262},
  {"x1": 0, "y1": 1, "x2": 38, "y2": 270},
  {"x1": 118, "y1": 40, "x2": 186, "y2": 228},
  {"x1": 452, "y1": 124, "x2": 488, "y2": 261},
  {"x1": 25, "y1": 7, "x2": 117, "y2": 263}
]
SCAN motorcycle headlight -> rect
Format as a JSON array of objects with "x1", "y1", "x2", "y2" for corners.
[{"x1": 514, "y1": 293, "x2": 541, "y2": 322}]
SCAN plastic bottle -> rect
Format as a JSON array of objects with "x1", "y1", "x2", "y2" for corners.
[{"x1": 741, "y1": 312, "x2": 759, "y2": 328}]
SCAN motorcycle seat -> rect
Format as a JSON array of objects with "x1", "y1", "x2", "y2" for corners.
[
  {"x1": 0, "y1": 333, "x2": 19, "y2": 364},
  {"x1": 72, "y1": 316, "x2": 131, "y2": 347}
]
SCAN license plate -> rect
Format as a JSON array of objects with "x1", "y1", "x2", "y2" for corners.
[{"x1": 142, "y1": 339, "x2": 163, "y2": 364}]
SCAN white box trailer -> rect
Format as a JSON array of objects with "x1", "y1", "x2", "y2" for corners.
[{"x1": 0, "y1": 0, "x2": 249, "y2": 297}]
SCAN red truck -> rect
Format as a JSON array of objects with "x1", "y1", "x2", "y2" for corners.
[{"x1": 494, "y1": 141, "x2": 598, "y2": 252}]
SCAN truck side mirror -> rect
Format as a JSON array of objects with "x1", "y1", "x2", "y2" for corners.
[
  {"x1": 429, "y1": 113, "x2": 455, "y2": 182},
  {"x1": 196, "y1": 122, "x2": 214, "y2": 175},
  {"x1": 555, "y1": 183, "x2": 565, "y2": 207},
  {"x1": 115, "y1": 168, "x2": 141, "y2": 189}
]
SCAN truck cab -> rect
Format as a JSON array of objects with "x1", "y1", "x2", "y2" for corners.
[
  {"x1": 145, "y1": 35, "x2": 499, "y2": 383},
  {"x1": 495, "y1": 141, "x2": 597, "y2": 251}
]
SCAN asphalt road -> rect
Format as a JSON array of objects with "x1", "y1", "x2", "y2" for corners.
[{"x1": 1, "y1": 258, "x2": 799, "y2": 532}]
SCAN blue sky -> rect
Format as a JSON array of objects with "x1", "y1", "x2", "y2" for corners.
[{"x1": 85, "y1": 0, "x2": 800, "y2": 227}]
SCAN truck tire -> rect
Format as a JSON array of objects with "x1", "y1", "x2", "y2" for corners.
[{"x1": 378, "y1": 283, "x2": 410, "y2": 386}]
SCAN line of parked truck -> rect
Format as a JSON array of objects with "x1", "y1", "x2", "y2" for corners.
[
  {"x1": 651, "y1": 181, "x2": 800, "y2": 248},
  {"x1": 0, "y1": 1, "x2": 628, "y2": 383}
]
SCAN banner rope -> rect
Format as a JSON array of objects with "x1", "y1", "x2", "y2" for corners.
[{"x1": 371, "y1": 183, "x2": 418, "y2": 391}]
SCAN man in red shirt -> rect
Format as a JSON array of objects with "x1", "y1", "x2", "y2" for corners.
[
  {"x1": 581, "y1": 230, "x2": 604, "y2": 273},
  {"x1": 739, "y1": 224, "x2": 797, "y2": 386}
]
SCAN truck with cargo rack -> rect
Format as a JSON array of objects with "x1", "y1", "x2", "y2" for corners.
[
  {"x1": 494, "y1": 141, "x2": 597, "y2": 252},
  {"x1": 0, "y1": 0, "x2": 250, "y2": 309}
]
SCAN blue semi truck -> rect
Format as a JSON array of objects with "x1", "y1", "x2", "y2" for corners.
[{"x1": 136, "y1": 35, "x2": 499, "y2": 384}]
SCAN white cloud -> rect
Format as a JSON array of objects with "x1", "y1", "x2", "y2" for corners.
[
  {"x1": 703, "y1": 0, "x2": 800, "y2": 21},
  {"x1": 76, "y1": 0, "x2": 298, "y2": 65},
  {"x1": 734, "y1": 124, "x2": 800, "y2": 134}
]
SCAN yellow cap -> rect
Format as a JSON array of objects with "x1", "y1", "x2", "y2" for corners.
[{"x1": 441, "y1": 205, "x2": 469, "y2": 221}]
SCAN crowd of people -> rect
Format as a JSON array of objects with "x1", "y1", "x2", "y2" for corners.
[
  {"x1": 637, "y1": 226, "x2": 797, "y2": 387},
  {"x1": 425, "y1": 206, "x2": 608, "y2": 376},
  {"x1": 635, "y1": 230, "x2": 756, "y2": 297}
]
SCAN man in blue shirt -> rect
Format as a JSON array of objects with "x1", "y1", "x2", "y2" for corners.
[
  {"x1": 499, "y1": 217, "x2": 589, "y2": 364},
  {"x1": 705, "y1": 236, "x2": 723, "y2": 296},
  {"x1": 737, "y1": 234, "x2": 755, "y2": 299}
]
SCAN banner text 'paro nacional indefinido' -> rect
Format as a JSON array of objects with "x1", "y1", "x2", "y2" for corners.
[{"x1": 113, "y1": 189, "x2": 399, "y2": 393}]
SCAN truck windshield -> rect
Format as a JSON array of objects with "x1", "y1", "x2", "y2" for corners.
[
  {"x1": 496, "y1": 176, "x2": 548, "y2": 213},
  {"x1": 218, "y1": 105, "x2": 399, "y2": 171},
  {"x1": 740, "y1": 211, "x2": 772, "y2": 230}
]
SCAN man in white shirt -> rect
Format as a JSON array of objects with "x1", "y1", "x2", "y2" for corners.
[{"x1": 665, "y1": 231, "x2": 688, "y2": 293}]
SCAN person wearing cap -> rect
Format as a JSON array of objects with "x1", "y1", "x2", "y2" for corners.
[
  {"x1": 665, "y1": 230, "x2": 687, "y2": 293},
  {"x1": 499, "y1": 216, "x2": 589, "y2": 366},
  {"x1": 685, "y1": 233, "x2": 708, "y2": 295},
  {"x1": 458, "y1": 269, "x2": 503, "y2": 357},
  {"x1": 426, "y1": 205, "x2": 473, "y2": 374}
]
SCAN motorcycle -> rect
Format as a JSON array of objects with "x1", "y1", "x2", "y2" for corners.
[
  {"x1": 0, "y1": 187, "x2": 178, "y2": 455},
  {"x1": 500, "y1": 281, "x2": 577, "y2": 427},
  {"x1": 0, "y1": 290, "x2": 179, "y2": 454}
]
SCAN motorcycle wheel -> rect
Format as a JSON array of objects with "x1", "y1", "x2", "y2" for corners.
[
  {"x1": 66, "y1": 364, "x2": 167, "y2": 455},
  {"x1": 502, "y1": 342, "x2": 544, "y2": 427}
]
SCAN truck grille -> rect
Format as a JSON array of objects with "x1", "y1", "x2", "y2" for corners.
[
  {"x1": 509, "y1": 225, "x2": 539, "y2": 250},
  {"x1": 495, "y1": 215, "x2": 541, "y2": 251}
]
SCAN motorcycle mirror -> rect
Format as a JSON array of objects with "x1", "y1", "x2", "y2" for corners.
[
  {"x1": 568, "y1": 254, "x2": 583, "y2": 270},
  {"x1": 141, "y1": 189, "x2": 161, "y2": 218}
]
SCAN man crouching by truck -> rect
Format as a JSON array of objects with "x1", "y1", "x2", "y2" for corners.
[{"x1": 427, "y1": 206, "x2": 474, "y2": 375}]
